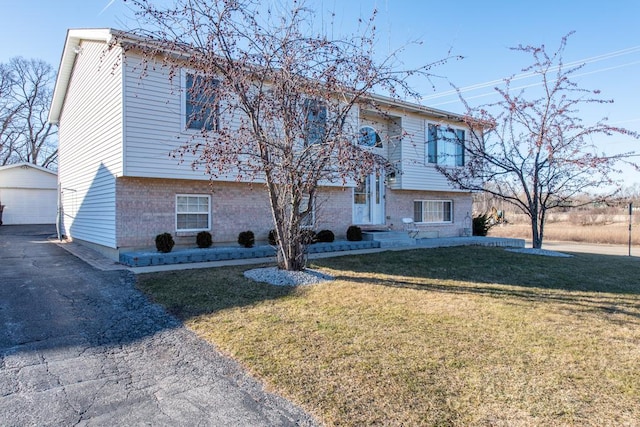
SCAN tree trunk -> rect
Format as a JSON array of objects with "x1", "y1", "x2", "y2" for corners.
[
  {"x1": 278, "y1": 233, "x2": 307, "y2": 271},
  {"x1": 530, "y1": 213, "x2": 543, "y2": 249},
  {"x1": 265, "y1": 179, "x2": 308, "y2": 271},
  {"x1": 531, "y1": 229, "x2": 543, "y2": 249}
]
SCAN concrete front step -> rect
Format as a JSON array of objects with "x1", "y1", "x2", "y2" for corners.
[
  {"x1": 362, "y1": 231, "x2": 413, "y2": 241},
  {"x1": 362, "y1": 231, "x2": 416, "y2": 248}
]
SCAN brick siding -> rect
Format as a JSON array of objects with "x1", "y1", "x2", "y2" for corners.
[
  {"x1": 385, "y1": 189, "x2": 473, "y2": 237},
  {"x1": 115, "y1": 177, "x2": 473, "y2": 250},
  {"x1": 115, "y1": 177, "x2": 353, "y2": 250}
]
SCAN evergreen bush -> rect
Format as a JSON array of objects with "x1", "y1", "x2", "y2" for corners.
[
  {"x1": 473, "y1": 214, "x2": 493, "y2": 236},
  {"x1": 268, "y1": 229, "x2": 277, "y2": 246},
  {"x1": 238, "y1": 230, "x2": 255, "y2": 248},
  {"x1": 196, "y1": 231, "x2": 213, "y2": 248},
  {"x1": 316, "y1": 229, "x2": 335, "y2": 243},
  {"x1": 155, "y1": 232, "x2": 175, "y2": 253},
  {"x1": 346, "y1": 225, "x2": 363, "y2": 241}
]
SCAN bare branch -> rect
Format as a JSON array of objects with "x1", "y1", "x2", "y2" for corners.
[
  {"x1": 123, "y1": 0, "x2": 454, "y2": 269},
  {"x1": 443, "y1": 33, "x2": 639, "y2": 248},
  {"x1": 0, "y1": 57, "x2": 57, "y2": 168}
]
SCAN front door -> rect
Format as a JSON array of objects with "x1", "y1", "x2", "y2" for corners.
[{"x1": 353, "y1": 173, "x2": 385, "y2": 225}]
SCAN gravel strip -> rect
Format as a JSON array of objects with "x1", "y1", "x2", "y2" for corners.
[
  {"x1": 505, "y1": 248, "x2": 573, "y2": 257},
  {"x1": 244, "y1": 267, "x2": 335, "y2": 286}
]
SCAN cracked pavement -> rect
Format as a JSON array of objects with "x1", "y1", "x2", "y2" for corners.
[{"x1": 0, "y1": 225, "x2": 317, "y2": 426}]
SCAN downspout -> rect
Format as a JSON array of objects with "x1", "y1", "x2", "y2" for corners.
[{"x1": 56, "y1": 181, "x2": 62, "y2": 240}]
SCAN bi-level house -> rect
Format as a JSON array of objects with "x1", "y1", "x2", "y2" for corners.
[{"x1": 48, "y1": 28, "x2": 473, "y2": 260}]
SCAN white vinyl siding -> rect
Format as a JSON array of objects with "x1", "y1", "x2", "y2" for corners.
[
  {"x1": 57, "y1": 40, "x2": 123, "y2": 248},
  {"x1": 176, "y1": 194, "x2": 211, "y2": 231},
  {"x1": 123, "y1": 55, "x2": 243, "y2": 181},
  {"x1": 414, "y1": 200, "x2": 453, "y2": 223},
  {"x1": 396, "y1": 115, "x2": 467, "y2": 191}
]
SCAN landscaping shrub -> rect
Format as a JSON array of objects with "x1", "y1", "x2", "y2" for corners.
[
  {"x1": 301, "y1": 229, "x2": 317, "y2": 245},
  {"x1": 196, "y1": 231, "x2": 213, "y2": 248},
  {"x1": 155, "y1": 232, "x2": 175, "y2": 253},
  {"x1": 316, "y1": 229, "x2": 335, "y2": 243},
  {"x1": 268, "y1": 229, "x2": 277, "y2": 246},
  {"x1": 346, "y1": 225, "x2": 362, "y2": 241},
  {"x1": 238, "y1": 230, "x2": 255, "y2": 248},
  {"x1": 473, "y1": 214, "x2": 493, "y2": 236}
]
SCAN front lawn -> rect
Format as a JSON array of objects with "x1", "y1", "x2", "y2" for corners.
[{"x1": 137, "y1": 247, "x2": 640, "y2": 426}]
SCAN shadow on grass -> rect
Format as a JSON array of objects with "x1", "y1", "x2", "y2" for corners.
[
  {"x1": 340, "y1": 272, "x2": 640, "y2": 322},
  {"x1": 137, "y1": 247, "x2": 640, "y2": 322},
  {"x1": 313, "y1": 246, "x2": 640, "y2": 294},
  {"x1": 136, "y1": 264, "x2": 298, "y2": 320},
  {"x1": 312, "y1": 246, "x2": 640, "y2": 321}
]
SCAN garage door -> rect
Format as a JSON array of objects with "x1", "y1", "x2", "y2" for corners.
[{"x1": 1, "y1": 188, "x2": 57, "y2": 225}]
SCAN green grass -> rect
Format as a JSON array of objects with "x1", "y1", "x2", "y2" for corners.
[{"x1": 137, "y1": 246, "x2": 640, "y2": 426}]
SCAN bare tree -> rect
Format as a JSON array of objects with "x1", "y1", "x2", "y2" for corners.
[
  {"x1": 439, "y1": 33, "x2": 638, "y2": 248},
  {"x1": 0, "y1": 63, "x2": 22, "y2": 164},
  {"x1": 618, "y1": 183, "x2": 640, "y2": 206},
  {"x1": 0, "y1": 57, "x2": 57, "y2": 168},
  {"x1": 123, "y1": 0, "x2": 453, "y2": 270}
]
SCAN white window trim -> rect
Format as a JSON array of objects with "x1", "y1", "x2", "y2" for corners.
[
  {"x1": 425, "y1": 121, "x2": 466, "y2": 167},
  {"x1": 175, "y1": 194, "x2": 212, "y2": 232},
  {"x1": 414, "y1": 199, "x2": 453, "y2": 224},
  {"x1": 181, "y1": 68, "x2": 218, "y2": 132},
  {"x1": 358, "y1": 125, "x2": 383, "y2": 149},
  {"x1": 180, "y1": 69, "x2": 191, "y2": 132}
]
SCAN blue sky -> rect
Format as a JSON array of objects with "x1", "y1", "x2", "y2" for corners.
[{"x1": 1, "y1": 0, "x2": 639, "y2": 185}]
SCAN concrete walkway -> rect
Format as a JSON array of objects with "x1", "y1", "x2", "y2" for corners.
[
  {"x1": 0, "y1": 225, "x2": 317, "y2": 426},
  {"x1": 539, "y1": 240, "x2": 639, "y2": 257}
]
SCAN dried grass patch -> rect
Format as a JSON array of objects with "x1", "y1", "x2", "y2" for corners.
[
  {"x1": 138, "y1": 247, "x2": 640, "y2": 426},
  {"x1": 489, "y1": 221, "x2": 640, "y2": 245}
]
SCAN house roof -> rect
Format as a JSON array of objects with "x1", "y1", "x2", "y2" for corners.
[
  {"x1": 48, "y1": 28, "x2": 122, "y2": 125},
  {"x1": 0, "y1": 162, "x2": 57, "y2": 176},
  {"x1": 48, "y1": 28, "x2": 467, "y2": 125}
]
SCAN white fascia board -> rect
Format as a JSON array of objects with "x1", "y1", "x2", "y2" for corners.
[
  {"x1": 48, "y1": 28, "x2": 118, "y2": 125},
  {"x1": 0, "y1": 161, "x2": 57, "y2": 176}
]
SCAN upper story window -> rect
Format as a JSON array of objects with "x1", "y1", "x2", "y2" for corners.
[
  {"x1": 176, "y1": 194, "x2": 211, "y2": 231},
  {"x1": 304, "y1": 99, "x2": 327, "y2": 145},
  {"x1": 185, "y1": 72, "x2": 218, "y2": 131},
  {"x1": 358, "y1": 126, "x2": 382, "y2": 148},
  {"x1": 426, "y1": 123, "x2": 465, "y2": 167}
]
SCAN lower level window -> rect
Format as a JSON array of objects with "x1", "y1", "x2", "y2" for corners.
[
  {"x1": 176, "y1": 194, "x2": 210, "y2": 231},
  {"x1": 414, "y1": 200, "x2": 452, "y2": 223}
]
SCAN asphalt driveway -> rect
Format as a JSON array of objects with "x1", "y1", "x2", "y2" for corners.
[{"x1": 0, "y1": 225, "x2": 316, "y2": 426}]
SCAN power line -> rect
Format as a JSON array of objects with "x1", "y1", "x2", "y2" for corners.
[
  {"x1": 429, "y1": 59, "x2": 640, "y2": 107},
  {"x1": 423, "y1": 45, "x2": 640, "y2": 101}
]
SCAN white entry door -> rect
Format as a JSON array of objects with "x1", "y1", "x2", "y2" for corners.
[{"x1": 353, "y1": 173, "x2": 385, "y2": 225}]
